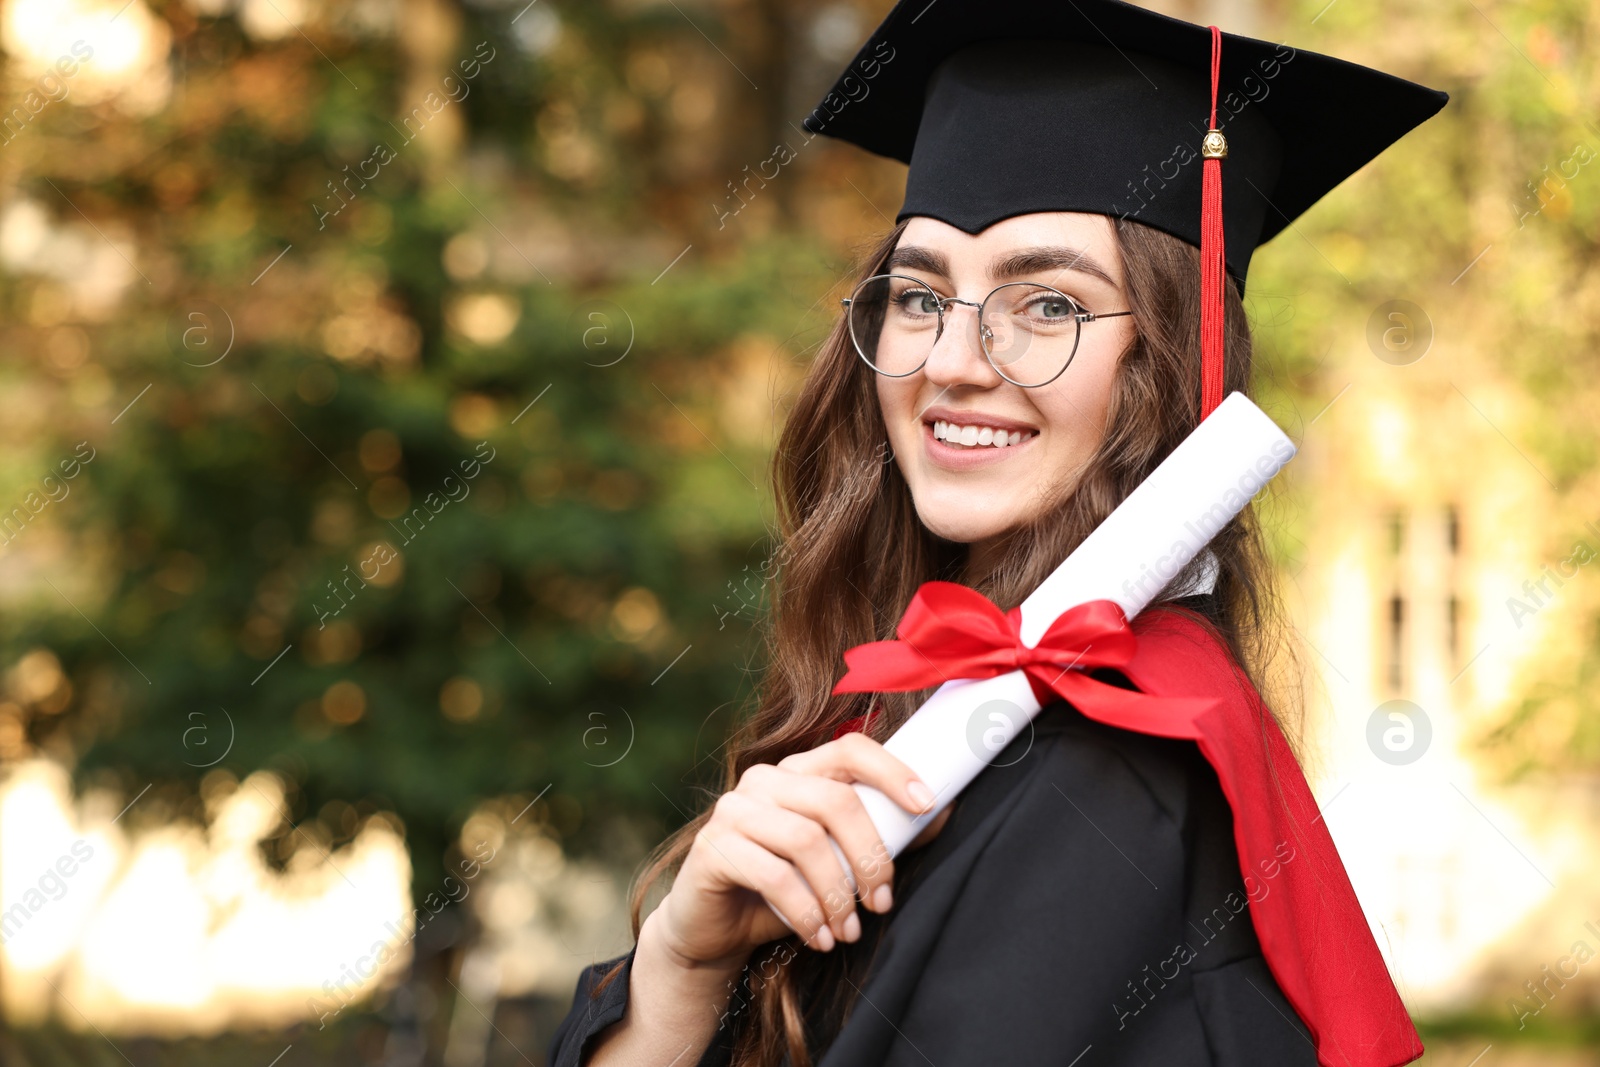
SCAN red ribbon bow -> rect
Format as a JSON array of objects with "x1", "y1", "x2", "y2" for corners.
[{"x1": 831, "y1": 582, "x2": 1218, "y2": 731}]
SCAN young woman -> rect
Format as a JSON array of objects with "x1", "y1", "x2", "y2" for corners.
[{"x1": 548, "y1": 4, "x2": 1448, "y2": 1066}]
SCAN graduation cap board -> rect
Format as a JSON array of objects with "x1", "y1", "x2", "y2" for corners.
[{"x1": 802, "y1": 0, "x2": 1448, "y2": 419}]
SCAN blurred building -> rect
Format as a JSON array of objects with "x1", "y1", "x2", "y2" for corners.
[{"x1": 1298, "y1": 294, "x2": 1600, "y2": 1021}]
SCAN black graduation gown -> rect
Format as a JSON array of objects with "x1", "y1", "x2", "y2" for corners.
[{"x1": 548, "y1": 696, "x2": 1319, "y2": 1066}]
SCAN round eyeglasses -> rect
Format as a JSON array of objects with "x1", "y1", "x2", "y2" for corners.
[{"x1": 841, "y1": 274, "x2": 1133, "y2": 388}]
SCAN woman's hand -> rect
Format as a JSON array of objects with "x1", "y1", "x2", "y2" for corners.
[
  {"x1": 652, "y1": 731, "x2": 955, "y2": 969},
  {"x1": 591, "y1": 734, "x2": 955, "y2": 1067}
]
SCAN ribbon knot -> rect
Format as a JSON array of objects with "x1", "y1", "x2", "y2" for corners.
[{"x1": 832, "y1": 581, "x2": 1217, "y2": 736}]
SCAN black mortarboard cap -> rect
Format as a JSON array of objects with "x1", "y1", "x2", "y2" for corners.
[
  {"x1": 801, "y1": 0, "x2": 1449, "y2": 298},
  {"x1": 803, "y1": 0, "x2": 1447, "y2": 421}
]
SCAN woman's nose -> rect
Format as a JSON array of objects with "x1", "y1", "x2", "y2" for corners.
[{"x1": 922, "y1": 302, "x2": 1003, "y2": 388}]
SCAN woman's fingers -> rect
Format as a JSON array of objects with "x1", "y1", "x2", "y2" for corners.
[
  {"x1": 776, "y1": 730, "x2": 938, "y2": 819},
  {"x1": 692, "y1": 820, "x2": 837, "y2": 952},
  {"x1": 715, "y1": 790, "x2": 860, "y2": 942},
  {"x1": 735, "y1": 763, "x2": 894, "y2": 911},
  {"x1": 676, "y1": 735, "x2": 945, "y2": 963}
]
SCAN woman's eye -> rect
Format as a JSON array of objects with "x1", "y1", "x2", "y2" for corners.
[
  {"x1": 892, "y1": 289, "x2": 939, "y2": 315},
  {"x1": 1032, "y1": 298, "x2": 1074, "y2": 319}
]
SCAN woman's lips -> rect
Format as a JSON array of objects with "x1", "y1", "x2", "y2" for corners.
[{"x1": 921, "y1": 420, "x2": 1037, "y2": 470}]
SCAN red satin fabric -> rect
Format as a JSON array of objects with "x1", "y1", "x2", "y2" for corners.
[
  {"x1": 831, "y1": 705, "x2": 879, "y2": 741},
  {"x1": 833, "y1": 583, "x2": 1219, "y2": 730},
  {"x1": 830, "y1": 583, "x2": 1422, "y2": 1067}
]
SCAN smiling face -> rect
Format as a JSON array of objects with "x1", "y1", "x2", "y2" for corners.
[{"x1": 873, "y1": 212, "x2": 1137, "y2": 566}]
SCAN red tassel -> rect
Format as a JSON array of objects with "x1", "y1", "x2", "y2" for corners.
[{"x1": 1199, "y1": 25, "x2": 1226, "y2": 421}]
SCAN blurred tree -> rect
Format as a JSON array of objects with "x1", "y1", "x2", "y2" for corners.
[{"x1": 0, "y1": 0, "x2": 876, "y2": 1045}]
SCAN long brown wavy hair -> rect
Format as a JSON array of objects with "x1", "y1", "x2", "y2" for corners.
[{"x1": 595, "y1": 214, "x2": 1303, "y2": 1065}]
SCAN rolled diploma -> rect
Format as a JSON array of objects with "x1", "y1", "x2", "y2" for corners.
[{"x1": 767, "y1": 392, "x2": 1295, "y2": 928}]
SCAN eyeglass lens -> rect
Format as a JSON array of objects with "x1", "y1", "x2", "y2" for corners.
[{"x1": 847, "y1": 275, "x2": 1082, "y2": 387}]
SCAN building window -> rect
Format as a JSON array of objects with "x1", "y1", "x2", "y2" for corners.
[{"x1": 1388, "y1": 593, "x2": 1405, "y2": 691}]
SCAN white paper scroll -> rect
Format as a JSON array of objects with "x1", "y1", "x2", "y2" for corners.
[
  {"x1": 857, "y1": 388, "x2": 1292, "y2": 863},
  {"x1": 769, "y1": 391, "x2": 1296, "y2": 927}
]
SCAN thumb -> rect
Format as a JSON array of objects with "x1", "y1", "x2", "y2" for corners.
[{"x1": 906, "y1": 802, "x2": 955, "y2": 850}]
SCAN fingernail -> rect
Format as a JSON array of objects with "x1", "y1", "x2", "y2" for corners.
[
  {"x1": 873, "y1": 883, "x2": 893, "y2": 912},
  {"x1": 907, "y1": 779, "x2": 935, "y2": 811},
  {"x1": 816, "y1": 924, "x2": 835, "y2": 951},
  {"x1": 843, "y1": 911, "x2": 861, "y2": 942}
]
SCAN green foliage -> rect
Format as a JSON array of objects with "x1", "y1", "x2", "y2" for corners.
[{"x1": 0, "y1": 0, "x2": 848, "y2": 902}]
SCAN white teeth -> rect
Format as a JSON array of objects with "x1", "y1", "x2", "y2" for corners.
[{"x1": 929, "y1": 420, "x2": 1036, "y2": 449}]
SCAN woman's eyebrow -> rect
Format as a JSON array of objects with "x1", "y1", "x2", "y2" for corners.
[
  {"x1": 884, "y1": 245, "x2": 949, "y2": 276},
  {"x1": 883, "y1": 244, "x2": 1118, "y2": 289},
  {"x1": 989, "y1": 246, "x2": 1118, "y2": 288}
]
